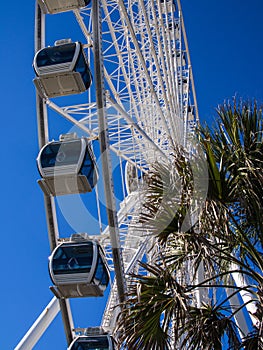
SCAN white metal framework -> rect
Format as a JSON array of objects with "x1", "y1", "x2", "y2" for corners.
[{"x1": 16, "y1": 0, "x2": 201, "y2": 348}]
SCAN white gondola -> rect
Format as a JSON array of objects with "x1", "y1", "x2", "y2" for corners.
[
  {"x1": 37, "y1": 0, "x2": 91, "y2": 14},
  {"x1": 176, "y1": 51, "x2": 186, "y2": 67},
  {"x1": 160, "y1": 0, "x2": 176, "y2": 12},
  {"x1": 68, "y1": 334, "x2": 115, "y2": 350},
  {"x1": 33, "y1": 40, "x2": 92, "y2": 98},
  {"x1": 125, "y1": 162, "x2": 149, "y2": 195},
  {"x1": 37, "y1": 134, "x2": 98, "y2": 196},
  {"x1": 124, "y1": 162, "x2": 138, "y2": 195},
  {"x1": 49, "y1": 235, "x2": 110, "y2": 298}
]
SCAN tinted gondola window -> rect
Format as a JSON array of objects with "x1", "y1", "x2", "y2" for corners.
[
  {"x1": 94, "y1": 256, "x2": 109, "y2": 286},
  {"x1": 71, "y1": 336, "x2": 110, "y2": 350},
  {"x1": 40, "y1": 140, "x2": 82, "y2": 168},
  {"x1": 36, "y1": 43, "x2": 76, "y2": 67},
  {"x1": 52, "y1": 243, "x2": 93, "y2": 275},
  {"x1": 75, "y1": 53, "x2": 92, "y2": 89},
  {"x1": 80, "y1": 150, "x2": 95, "y2": 186}
]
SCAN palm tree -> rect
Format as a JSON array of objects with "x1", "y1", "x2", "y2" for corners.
[{"x1": 116, "y1": 99, "x2": 263, "y2": 349}]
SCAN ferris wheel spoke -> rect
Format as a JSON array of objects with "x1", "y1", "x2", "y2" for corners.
[
  {"x1": 45, "y1": 97, "x2": 168, "y2": 172},
  {"x1": 107, "y1": 0, "x2": 175, "y2": 146},
  {"x1": 73, "y1": 9, "x2": 92, "y2": 46},
  {"x1": 101, "y1": 193, "x2": 150, "y2": 330},
  {"x1": 138, "y1": 0, "x2": 179, "y2": 143},
  {"x1": 102, "y1": 240, "x2": 148, "y2": 329},
  {"x1": 106, "y1": 95, "x2": 167, "y2": 158}
]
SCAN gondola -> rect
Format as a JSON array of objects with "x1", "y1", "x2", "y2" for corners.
[
  {"x1": 33, "y1": 40, "x2": 92, "y2": 98},
  {"x1": 125, "y1": 162, "x2": 149, "y2": 194},
  {"x1": 49, "y1": 235, "x2": 110, "y2": 298},
  {"x1": 160, "y1": 0, "x2": 176, "y2": 12},
  {"x1": 68, "y1": 334, "x2": 115, "y2": 350},
  {"x1": 37, "y1": 134, "x2": 98, "y2": 196},
  {"x1": 37, "y1": 0, "x2": 91, "y2": 14}
]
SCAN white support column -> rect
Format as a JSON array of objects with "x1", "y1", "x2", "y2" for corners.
[
  {"x1": 231, "y1": 264, "x2": 259, "y2": 327},
  {"x1": 225, "y1": 287, "x2": 250, "y2": 338},
  {"x1": 14, "y1": 297, "x2": 60, "y2": 350}
]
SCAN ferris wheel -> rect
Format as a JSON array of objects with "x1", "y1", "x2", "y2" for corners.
[{"x1": 16, "y1": 0, "x2": 201, "y2": 348}]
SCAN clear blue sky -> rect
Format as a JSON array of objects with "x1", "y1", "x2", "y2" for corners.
[{"x1": 1, "y1": 1, "x2": 263, "y2": 349}]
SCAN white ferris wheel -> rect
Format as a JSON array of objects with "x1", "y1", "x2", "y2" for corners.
[{"x1": 15, "y1": 0, "x2": 204, "y2": 348}]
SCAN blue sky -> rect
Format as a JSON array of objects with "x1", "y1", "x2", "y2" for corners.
[{"x1": 1, "y1": 1, "x2": 263, "y2": 349}]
